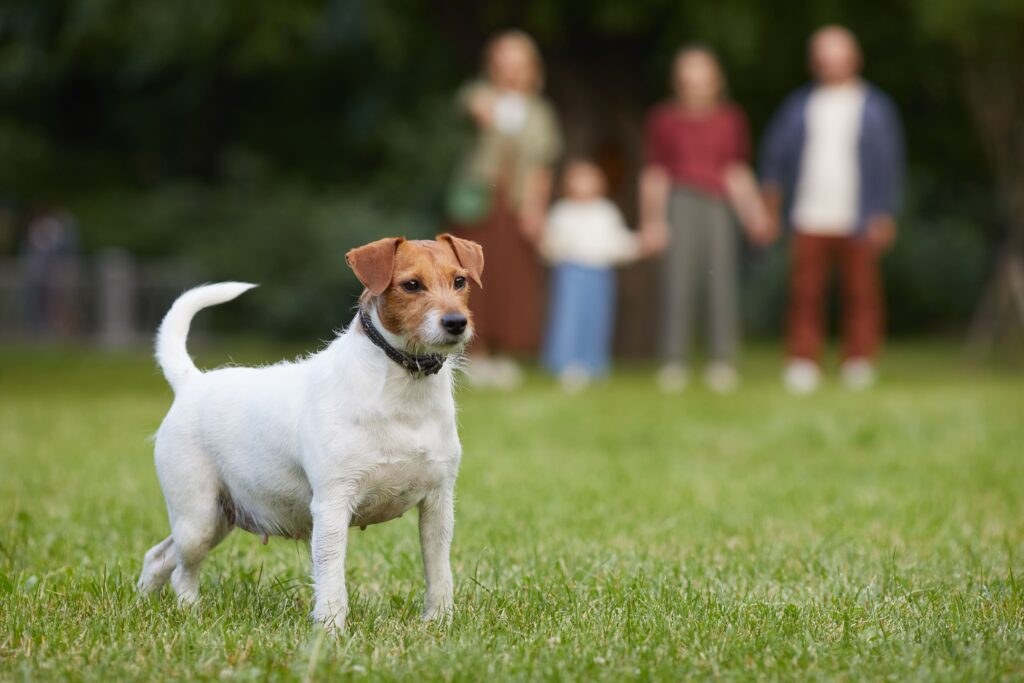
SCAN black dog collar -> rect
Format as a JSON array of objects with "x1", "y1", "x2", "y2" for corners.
[{"x1": 358, "y1": 309, "x2": 446, "y2": 376}]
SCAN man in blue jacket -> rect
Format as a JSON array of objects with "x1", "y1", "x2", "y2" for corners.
[{"x1": 761, "y1": 25, "x2": 904, "y2": 394}]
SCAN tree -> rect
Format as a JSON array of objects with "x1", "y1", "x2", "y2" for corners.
[
  {"x1": 0, "y1": 0, "x2": 1006, "y2": 339},
  {"x1": 911, "y1": 0, "x2": 1024, "y2": 350}
]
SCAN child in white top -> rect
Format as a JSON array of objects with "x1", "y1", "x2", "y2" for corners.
[{"x1": 541, "y1": 160, "x2": 641, "y2": 391}]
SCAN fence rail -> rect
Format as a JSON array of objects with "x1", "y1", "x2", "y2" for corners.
[{"x1": 0, "y1": 251, "x2": 198, "y2": 347}]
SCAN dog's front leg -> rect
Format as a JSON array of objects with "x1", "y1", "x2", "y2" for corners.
[
  {"x1": 310, "y1": 495, "x2": 353, "y2": 632},
  {"x1": 419, "y1": 487, "x2": 455, "y2": 620}
]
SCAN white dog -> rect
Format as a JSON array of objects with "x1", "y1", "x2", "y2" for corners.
[{"x1": 136, "y1": 234, "x2": 484, "y2": 631}]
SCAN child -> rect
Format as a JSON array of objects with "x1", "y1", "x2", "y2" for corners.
[{"x1": 541, "y1": 160, "x2": 642, "y2": 392}]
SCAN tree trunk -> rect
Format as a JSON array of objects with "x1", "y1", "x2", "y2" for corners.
[{"x1": 963, "y1": 56, "x2": 1024, "y2": 352}]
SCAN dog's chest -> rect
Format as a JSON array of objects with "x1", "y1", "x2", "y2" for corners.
[
  {"x1": 345, "y1": 403, "x2": 458, "y2": 528},
  {"x1": 350, "y1": 441, "x2": 455, "y2": 528}
]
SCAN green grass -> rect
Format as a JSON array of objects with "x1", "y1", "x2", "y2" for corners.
[{"x1": 2, "y1": 342, "x2": 1023, "y2": 681}]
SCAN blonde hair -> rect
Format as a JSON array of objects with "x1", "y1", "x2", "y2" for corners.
[
  {"x1": 483, "y1": 29, "x2": 545, "y2": 93},
  {"x1": 672, "y1": 44, "x2": 727, "y2": 101}
]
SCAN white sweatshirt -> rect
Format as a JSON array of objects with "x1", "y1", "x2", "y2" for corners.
[
  {"x1": 541, "y1": 198, "x2": 640, "y2": 268},
  {"x1": 792, "y1": 81, "x2": 867, "y2": 234}
]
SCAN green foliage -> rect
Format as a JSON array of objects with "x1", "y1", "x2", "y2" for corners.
[
  {"x1": 742, "y1": 175, "x2": 995, "y2": 337},
  {"x1": 883, "y1": 180, "x2": 994, "y2": 333},
  {"x1": 2, "y1": 345, "x2": 1023, "y2": 679},
  {"x1": 912, "y1": 0, "x2": 1024, "y2": 54},
  {"x1": 0, "y1": 0, "x2": 1011, "y2": 336}
]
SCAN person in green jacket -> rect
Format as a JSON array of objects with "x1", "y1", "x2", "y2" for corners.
[{"x1": 448, "y1": 29, "x2": 564, "y2": 389}]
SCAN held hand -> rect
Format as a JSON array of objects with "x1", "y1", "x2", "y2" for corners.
[
  {"x1": 638, "y1": 220, "x2": 670, "y2": 257},
  {"x1": 723, "y1": 164, "x2": 777, "y2": 248},
  {"x1": 746, "y1": 213, "x2": 780, "y2": 247},
  {"x1": 519, "y1": 208, "x2": 546, "y2": 246},
  {"x1": 753, "y1": 184, "x2": 784, "y2": 247},
  {"x1": 467, "y1": 91, "x2": 495, "y2": 129},
  {"x1": 867, "y1": 214, "x2": 897, "y2": 250}
]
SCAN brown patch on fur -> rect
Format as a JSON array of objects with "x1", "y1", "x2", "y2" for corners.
[
  {"x1": 346, "y1": 237, "x2": 405, "y2": 295},
  {"x1": 436, "y1": 233, "x2": 485, "y2": 288},
  {"x1": 349, "y1": 237, "x2": 483, "y2": 346}
]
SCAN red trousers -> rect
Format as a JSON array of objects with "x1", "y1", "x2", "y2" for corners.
[{"x1": 787, "y1": 232, "x2": 884, "y2": 362}]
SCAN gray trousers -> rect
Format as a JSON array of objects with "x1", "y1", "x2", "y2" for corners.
[{"x1": 658, "y1": 188, "x2": 739, "y2": 365}]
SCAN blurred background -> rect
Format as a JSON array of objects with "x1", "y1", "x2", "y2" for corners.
[{"x1": 0, "y1": 0, "x2": 1021, "y2": 355}]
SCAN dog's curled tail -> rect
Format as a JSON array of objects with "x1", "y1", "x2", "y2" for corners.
[{"x1": 156, "y1": 282, "x2": 257, "y2": 392}]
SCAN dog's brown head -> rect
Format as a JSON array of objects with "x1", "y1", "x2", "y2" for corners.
[{"x1": 345, "y1": 234, "x2": 483, "y2": 352}]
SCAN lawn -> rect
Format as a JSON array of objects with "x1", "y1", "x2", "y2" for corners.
[{"x1": 1, "y1": 341, "x2": 1022, "y2": 681}]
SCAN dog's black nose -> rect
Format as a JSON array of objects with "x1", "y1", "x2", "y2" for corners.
[{"x1": 441, "y1": 313, "x2": 467, "y2": 335}]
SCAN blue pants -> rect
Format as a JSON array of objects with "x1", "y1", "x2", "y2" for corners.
[{"x1": 543, "y1": 263, "x2": 616, "y2": 376}]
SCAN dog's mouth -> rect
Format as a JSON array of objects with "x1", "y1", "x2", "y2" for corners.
[
  {"x1": 410, "y1": 331, "x2": 470, "y2": 355},
  {"x1": 409, "y1": 313, "x2": 472, "y2": 354}
]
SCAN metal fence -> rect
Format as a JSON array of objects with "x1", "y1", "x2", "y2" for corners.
[{"x1": 0, "y1": 250, "x2": 197, "y2": 347}]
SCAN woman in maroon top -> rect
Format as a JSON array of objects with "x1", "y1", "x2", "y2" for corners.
[{"x1": 640, "y1": 46, "x2": 772, "y2": 393}]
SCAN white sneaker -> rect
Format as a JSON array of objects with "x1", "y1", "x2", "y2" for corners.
[
  {"x1": 558, "y1": 364, "x2": 591, "y2": 394},
  {"x1": 489, "y1": 356, "x2": 523, "y2": 390},
  {"x1": 657, "y1": 363, "x2": 688, "y2": 393},
  {"x1": 462, "y1": 357, "x2": 497, "y2": 387},
  {"x1": 841, "y1": 358, "x2": 876, "y2": 390},
  {"x1": 704, "y1": 363, "x2": 739, "y2": 394},
  {"x1": 783, "y1": 359, "x2": 821, "y2": 395}
]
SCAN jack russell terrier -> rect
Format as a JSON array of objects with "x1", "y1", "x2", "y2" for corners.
[{"x1": 136, "y1": 234, "x2": 484, "y2": 632}]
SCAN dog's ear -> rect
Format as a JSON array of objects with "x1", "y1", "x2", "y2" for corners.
[
  {"x1": 437, "y1": 234, "x2": 484, "y2": 289},
  {"x1": 345, "y1": 237, "x2": 405, "y2": 295}
]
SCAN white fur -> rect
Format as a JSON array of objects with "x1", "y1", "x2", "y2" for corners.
[{"x1": 138, "y1": 282, "x2": 462, "y2": 631}]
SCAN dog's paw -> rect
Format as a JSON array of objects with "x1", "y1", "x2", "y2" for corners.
[
  {"x1": 135, "y1": 575, "x2": 158, "y2": 596},
  {"x1": 422, "y1": 600, "x2": 454, "y2": 623},
  {"x1": 312, "y1": 605, "x2": 348, "y2": 634},
  {"x1": 175, "y1": 592, "x2": 200, "y2": 609}
]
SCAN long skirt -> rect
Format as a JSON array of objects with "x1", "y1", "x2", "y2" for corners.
[
  {"x1": 452, "y1": 189, "x2": 544, "y2": 355},
  {"x1": 543, "y1": 263, "x2": 617, "y2": 376}
]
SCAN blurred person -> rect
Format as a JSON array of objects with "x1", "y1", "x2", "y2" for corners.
[
  {"x1": 448, "y1": 29, "x2": 563, "y2": 388},
  {"x1": 20, "y1": 209, "x2": 80, "y2": 338},
  {"x1": 540, "y1": 159, "x2": 653, "y2": 392},
  {"x1": 640, "y1": 46, "x2": 773, "y2": 394},
  {"x1": 760, "y1": 26, "x2": 904, "y2": 394}
]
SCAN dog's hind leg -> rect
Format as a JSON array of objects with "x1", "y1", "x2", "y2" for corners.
[
  {"x1": 169, "y1": 509, "x2": 231, "y2": 606},
  {"x1": 156, "y1": 439, "x2": 232, "y2": 606},
  {"x1": 137, "y1": 535, "x2": 176, "y2": 595}
]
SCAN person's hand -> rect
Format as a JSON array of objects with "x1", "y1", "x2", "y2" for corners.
[
  {"x1": 638, "y1": 220, "x2": 670, "y2": 257},
  {"x1": 467, "y1": 90, "x2": 495, "y2": 129},
  {"x1": 745, "y1": 212, "x2": 779, "y2": 247},
  {"x1": 751, "y1": 184, "x2": 784, "y2": 247},
  {"x1": 519, "y1": 208, "x2": 546, "y2": 246},
  {"x1": 867, "y1": 214, "x2": 897, "y2": 250}
]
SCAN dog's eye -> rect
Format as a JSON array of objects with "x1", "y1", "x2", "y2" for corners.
[
  {"x1": 401, "y1": 280, "x2": 422, "y2": 293},
  {"x1": 453, "y1": 276, "x2": 467, "y2": 290}
]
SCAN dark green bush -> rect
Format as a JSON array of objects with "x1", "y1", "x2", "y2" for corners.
[{"x1": 741, "y1": 176, "x2": 994, "y2": 338}]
